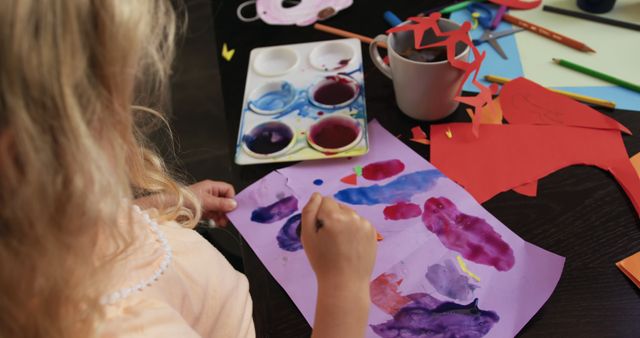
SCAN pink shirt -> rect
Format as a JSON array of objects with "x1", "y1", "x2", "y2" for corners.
[{"x1": 97, "y1": 208, "x2": 255, "y2": 337}]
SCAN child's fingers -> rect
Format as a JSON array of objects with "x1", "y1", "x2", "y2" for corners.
[{"x1": 301, "y1": 193, "x2": 322, "y2": 237}]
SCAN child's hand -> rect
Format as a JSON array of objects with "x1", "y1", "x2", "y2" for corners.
[
  {"x1": 300, "y1": 193, "x2": 377, "y2": 289},
  {"x1": 188, "y1": 180, "x2": 237, "y2": 226}
]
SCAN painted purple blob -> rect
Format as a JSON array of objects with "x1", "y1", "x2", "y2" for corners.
[
  {"x1": 334, "y1": 170, "x2": 442, "y2": 206},
  {"x1": 243, "y1": 122, "x2": 293, "y2": 155},
  {"x1": 426, "y1": 259, "x2": 477, "y2": 301},
  {"x1": 363, "y1": 159, "x2": 406, "y2": 181},
  {"x1": 383, "y1": 202, "x2": 422, "y2": 220},
  {"x1": 277, "y1": 214, "x2": 303, "y2": 252},
  {"x1": 422, "y1": 197, "x2": 515, "y2": 271},
  {"x1": 371, "y1": 297, "x2": 499, "y2": 338},
  {"x1": 250, "y1": 195, "x2": 298, "y2": 224}
]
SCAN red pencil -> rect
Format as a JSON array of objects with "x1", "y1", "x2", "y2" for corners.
[{"x1": 503, "y1": 13, "x2": 596, "y2": 53}]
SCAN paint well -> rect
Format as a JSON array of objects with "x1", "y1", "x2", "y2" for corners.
[
  {"x1": 243, "y1": 122, "x2": 294, "y2": 156},
  {"x1": 422, "y1": 197, "x2": 515, "y2": 271},
  {"x1": 334, "y1": 170, "x2": 443, "y2": 205},
  {"x1": 309, "y1": 74, "x2": 360, "y2": 109},
  {"x1": 250, "y1": 195, "x2": 298, "y2": 224},
  {"x1": 249, "y1": 82, "x2": 295, "y2": 114},
  {"x1": 309, "y1": 116, "x2": 360, "y2": 150}
]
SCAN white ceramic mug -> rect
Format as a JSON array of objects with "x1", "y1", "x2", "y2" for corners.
[{"x1": 369, "y1": 18, "x2": 471, "y2": 121}]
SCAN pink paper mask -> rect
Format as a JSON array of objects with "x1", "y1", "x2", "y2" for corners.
[{"x1": 239, "y1": 0, "x2": 353, "y2": 26}]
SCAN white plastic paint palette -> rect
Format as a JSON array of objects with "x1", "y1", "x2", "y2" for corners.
[{"x1": 235, "y1": 38, "x2": 369, "y2": 165}]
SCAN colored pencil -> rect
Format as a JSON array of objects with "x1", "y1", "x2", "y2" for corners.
[
  {"x1": 313, "y1": 23, "x2": 388, "y2": 49},
  {"x1": 502, "y1": 13, "x2": 596, "y2": 53},
  {"x1": 485, "y1": 75, "x2": 616, "y2": 109},
  {"x1": 440, "y1": 0, "x2": 485, "y2": 14},
  {"x1": 543, "y1": 5, "x2": 640, "y2": 32},
  {"x1": 553, "y1": 58, "x2": 640, "y2": 93},
  {"x1": 490, "y1": 5, "x2": 508, "y2": 30}
]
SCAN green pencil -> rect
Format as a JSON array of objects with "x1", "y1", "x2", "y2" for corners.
[
  {"x1": 553, "y1": 58, "x2": 640, "y2": 94},
  {"x1": 440, "y1": 0, "x2": 485, "y2": 14}
]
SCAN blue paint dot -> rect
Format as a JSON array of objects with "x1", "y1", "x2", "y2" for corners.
[{"x1": 313, "y1": 179, "x2": 324, "y2": 186}]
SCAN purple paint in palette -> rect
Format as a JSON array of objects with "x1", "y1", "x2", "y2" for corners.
[
  {"x1": 250, "y1": 195, "x2": 298, "y2": 224},
  {"x1": 243, "y1": 121, "x2": 294, "y2": 156},
  {"x1": 422, "y1": 197, "x2": 515, "y2": 272}
]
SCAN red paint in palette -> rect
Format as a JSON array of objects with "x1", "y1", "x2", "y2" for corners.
[
  {"x1": 309, "y1": 116, "x2": 360, "y2": 150},
  {"x1": 312, "y1": 75, "x2": 359, "y2": 106}
]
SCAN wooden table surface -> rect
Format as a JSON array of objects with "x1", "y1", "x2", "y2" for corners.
[{"x1": 166, "y1": 1, "x2": 640, "y2": 337}]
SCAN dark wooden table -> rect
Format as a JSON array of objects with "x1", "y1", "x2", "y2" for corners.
[{"x1": 167, "y1": 1, "x2": 640, "y2": 337}]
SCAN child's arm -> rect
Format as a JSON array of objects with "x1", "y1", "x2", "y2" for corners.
[{"x1": 301, "y1": 193, "x2": 377, "y2": 338}]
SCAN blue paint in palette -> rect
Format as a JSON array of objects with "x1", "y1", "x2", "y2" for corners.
[
  {"x1": 334, "y1": 170, "x2": 443, "y2": 205},
  {"x1": 249, "y1": 82, "x2": 295, "y2": 112}
]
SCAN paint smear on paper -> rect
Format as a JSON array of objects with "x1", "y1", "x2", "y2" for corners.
[
  {"x1": 422, "y1": 197, "x2": 515, "y2": 271},
  {"x1": 371, "y1": 296, "x2": 499, "y2": 338},
  {"x1": 334, "y1": 170, "x2": 443, "y2": 206},
  {"x1": 456, "y1": 256, "x2": 481, "y2": 282},
  {"x1": 426, "y1": 259, "x2": 477, "y2": 301},
  {"x1": 276, "y1": 214, "x2": 303, "y2": 252},
  {"x1": 313, "y1": 179, "x2": 324, "y2": 186},
  {"x1": 370, "y1": 273, "x2": 412, "y2": 315},
  {"x1": 362, "y1": 159, "x2": 406, "y2": 181},
  {"x1": 383, "y1": 202, "x2": 422, "y2": 220},
  {"x1": 250, "y1": 195, "x2": 298, "y2": 224}
]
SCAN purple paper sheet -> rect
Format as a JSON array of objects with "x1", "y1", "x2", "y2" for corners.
[{"x1": 228, "y1": 120, "x2": 565, "y2": 337}]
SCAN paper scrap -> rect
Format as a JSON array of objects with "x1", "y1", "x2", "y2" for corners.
[
  {"x1": 340, "y1": 173, "x2": 358, "y2": 185},
  {"x1": 466, "y1": 97, "x2": 503, "y2": 125},
  {"x1": 445, "y1": 128, "x2": 453, "y2": 139},
  {"x1": 616, "y1": 251, "x2": 640, "y2": 288},
  {"x1": 512, "y1": 181, "x2": 538, "y2": 197},
  {"x1": 222, "y1": 43, "x2": 235, "y2": 61},
  {"x1": 354, "y1": 165, "x2": 363, "y2": 177},
  {"x1": 501, "y1": 78, "x2": 631, "y2": 134},
  {"x1": 631, "y1": 153, "x2": 640, "y2": 179},
  {"x1": 488, "y1": 0, "x2": 542, "y2": 10},
  {"x1": 410, "y1": 126, "x2": 430, "y2": 145},
  {"x1": 431, "y1": 123, "x2": 640, "y2": 216}
]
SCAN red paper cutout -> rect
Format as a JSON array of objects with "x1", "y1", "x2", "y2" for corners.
[
  {"x1": 340, "y1": 173, "x2": 358, "y2": 185},
  {"x1": 501, "y1": 78, "x2": 631, "y2": 134},
  {"x1": 410, "y1": 126, "x2": 430, "y2": 145},
  {"x1": 512, "y1": 181, "x2": 538, "y2": 197},
  {"x1": 430, "y1": 123, "x2": 640, "y2": 216},
  {"x1": 488, "y1": 0, "x2": 542, "y2": 10},
  {"x1": 387, "y1": 13, "x2": 498, "y2": 136}
]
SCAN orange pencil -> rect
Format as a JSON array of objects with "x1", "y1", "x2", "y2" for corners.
[
  {"x1": 503, "y1": 13, "x2": 595, "y2": 53},
  {"x1": 314, "y1": 23, "x2": 388, "y2": 49}
]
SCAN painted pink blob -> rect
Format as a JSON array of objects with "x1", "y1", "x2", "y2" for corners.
[
  {"x1": 422, "y1": 197, "x2": 515, "y2": 271},
  {"x1": 362, "y1": 159, "x2": 405, "y2": 181},
  {"x1": 384, "y1": 202, "x2": 422, "y2": 220}
]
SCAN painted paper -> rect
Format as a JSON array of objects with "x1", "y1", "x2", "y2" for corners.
[{"x1": 228, "y1": 120, "x2": 565, "y2": 337}]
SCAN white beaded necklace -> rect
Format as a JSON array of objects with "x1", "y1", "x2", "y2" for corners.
[{"x1": 100, "y1": 205, "x2": 173, "y2": 305}]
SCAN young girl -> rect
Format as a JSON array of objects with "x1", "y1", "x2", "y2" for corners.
[{"x1": 0, "y1": 1, "x2": 377, "y2": 337}]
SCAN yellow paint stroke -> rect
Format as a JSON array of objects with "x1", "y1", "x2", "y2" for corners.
[
  {"x1": 222, "y1": 43, "x2": 235, "y2": 61},
  {"x1": 457, "y1": 255, "x2": 481, "y2": 282},
  {"x1": 445, "y1": 128, "x2": 453, "y2": 139}
]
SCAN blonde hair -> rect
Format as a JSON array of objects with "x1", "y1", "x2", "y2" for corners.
[{"x1": 0, "y1": 1, "x2": 198, "y2": 337}]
